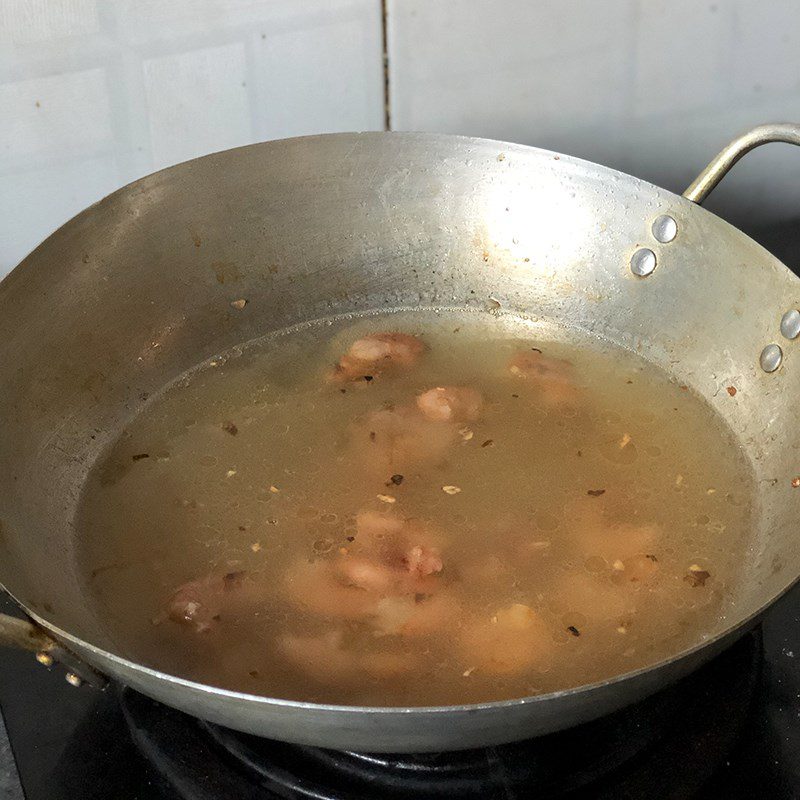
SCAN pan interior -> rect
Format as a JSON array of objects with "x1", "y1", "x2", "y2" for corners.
[{"x1": 74, "y1": 307, "x2": 757, "y2": 706}]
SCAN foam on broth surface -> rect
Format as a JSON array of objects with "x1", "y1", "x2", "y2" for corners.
[{"x1": 76, "y1": 310, "x2": 755, "y2": 706}]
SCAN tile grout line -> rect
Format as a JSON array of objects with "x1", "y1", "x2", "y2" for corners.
[{"x1": 380, "y1": 0, "x2": 391, "y2": 131}]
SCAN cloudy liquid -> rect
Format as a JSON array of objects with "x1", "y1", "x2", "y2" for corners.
[{"x1": 77, "y1": 310, "x2": 755, "y2": 706}]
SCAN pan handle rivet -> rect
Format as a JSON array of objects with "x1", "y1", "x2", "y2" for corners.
[
  {"x1": 780, "y1": 309, "x2": 800, "y2": 340},
  {"x1": 35, "y1": 651, "x2": 53, "y2": 667},
  {"x1": 630, "y1": 248, "x2": 656, "y2": 277},
  {"x1": 65, "y1": 672, "x2": 83, "y2": 688},
  {"x1": 652, "y1": 215, "x2": 677, "y2": 243},
  {"x1": 760, "y1": 343, "x2": 783, "y2": 373}
]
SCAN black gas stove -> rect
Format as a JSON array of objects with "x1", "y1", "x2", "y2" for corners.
[
  {"x1": 1, "y1": 582, "x2": 799, "y2": 800},
  {"x1": 2, "y1": 222, "x2": 800, "y2": 800}
]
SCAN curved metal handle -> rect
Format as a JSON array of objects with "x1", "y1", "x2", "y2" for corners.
[
  {"x1": 0, "y1": 611, "x2": 106, "y2": 688},
  {"x1": 0, "y1": 612, "x2": 54, "y2": 652},
  {"x1": 683, "y1": 123, "x2": 800, "y2": 205}
]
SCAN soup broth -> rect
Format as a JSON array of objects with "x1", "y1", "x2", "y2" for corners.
[{"x1": 77, "y1": 310, "x2": 755, "y2": 706}]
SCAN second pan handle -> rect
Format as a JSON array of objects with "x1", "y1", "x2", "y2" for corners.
[
  {"x1": 683, "y1": 123, "x2": 800, "y2": 205},
  {"x1": 0, "y1": 609, "x2": 106, "y2": 688}
]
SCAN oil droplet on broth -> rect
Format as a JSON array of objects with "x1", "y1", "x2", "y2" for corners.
[{"x1": 76, "y1": 310, "x2": 755, "y2": 707}]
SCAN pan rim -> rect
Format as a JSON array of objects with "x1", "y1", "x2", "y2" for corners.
[{"x1": 3, "y1": 129, "x2": 799, "y2": 723}]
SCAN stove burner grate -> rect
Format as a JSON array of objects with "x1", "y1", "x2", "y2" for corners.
[{"x1": 123, "y1": 630, "x2": 761, "y2": 799}]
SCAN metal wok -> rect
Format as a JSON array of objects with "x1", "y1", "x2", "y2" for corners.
[{"x1": 1, "y1": 125, "x2": 799, "y2": 752}]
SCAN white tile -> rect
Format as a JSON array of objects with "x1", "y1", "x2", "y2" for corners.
[
  {"x1": 0, "y1": 68, "x2": 113, "y2": 167},
  {"x1": 0, "y1": 0, "x2": 99, "y2": 44},
  {"x1": 389, "y1": 0, "x2": 632, "y2": 85},
  {"x1": 0, "y1": 154, "x2": 119, "y2": 276},
  {"x1": 0, "y1": 0, "x2": 385, "y2": 276},
  {"x1": 255, "y1": 14, "x2": 384, "y2": 138},
  {"x1": 389, "y1": 0, "x2": 634, "y2": 165},
  {"x1": 113, "y1": 0, "x2": 262, "y2": 45},
  {"x1": 732, "y1": 0, "x2": 800, "y2": 96},
  {"x1": 113, "y1": 0, "x2": 378, "y2": 46},
  {"x1": 143, "y1": 43, "x2": 252, "y2": 169},
  {"x1": 631, "y1": 0, "x2": 735, "y2": 119},
  {"x1": 387, "y1": 0, "x2": 800, "y2": 225},
  {"x1": 393, "y1": 45, "x2": 630, "y2": 164}
]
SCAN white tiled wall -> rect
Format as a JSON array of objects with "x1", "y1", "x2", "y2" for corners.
[
  {"x1": 387, "y1": 0, "x2": 800, "y2": 233},
  {"x1": 1, "y1": 67, "x2": 113, "y2": 164},
  {"x1": 2, "y1": 0, "x2": 101, "y2": 43},
  {"x1": 0, "y1": 0, "x2": 384, "y2": 276},
  {"x1": 142, "y1": 43, "x2": 252, "y2": 167},
  {"x1": 3, "y1": 0, "x2": 800, "y2": 278}
]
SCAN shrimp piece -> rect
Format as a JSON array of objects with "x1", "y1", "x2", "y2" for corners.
[
  {"x1": 370, "y1": 596, "x2": 416, "y2": 635},
  {"x1": 459, "y1": 603, "x2": 554, "y2": 675},
  {"x1": 348, "y1": 333, "x2": 424, "y2": 367},
  {"x1": 278, "y1": 631, "x2": 413, "y2": 684},
  {"x1": 352, "y1": 405, "x2": 458, "y2": 474},
  {"x1": 372, "y1": 592, "x2": 461, "y2": 636},
  {"x1": 335, "y1": 550, "x2": 440, "y2": 597},
  {"x1": 336, "y1": 545, "x2": 441, "y2": 599},
  {"x1": 165, "y1": 570, "x2": 261, "y2": 632},
  {"x1": 336, "y1": 556, "x2": 402, "y2": 593},
  {"x1": 283, "y1": 560, "x2": 378, "y2": 620},
  {"x1": 355, "y1": 511, "x2": 444, "y2": 578},
  {"x1": 284, "y1": 556, "x2": 428, "y2": 621},
  {"x1": 405, "y1": 544, "x2": 443, "y2": 576},
  {"x1": 284, "y1": 510, "x2": 447, "y2": 631},
  {"x1": 416, "y1": 386, "x2": 483, "y2": 423},
  {"x1": 611, "y1": 554, "x2": 660, "y2": 586},
  {"x1": 567, "y1": 501, "x2": 659, "y2": 564},
  {"x1": 508, "y1": 349, "x2": 578, "y2": 405},
  {"x1": 284, "y1": 512, "x2": 446, "y2": 622},
  {"x1": 279, "y1": 632, "x2": 342, "y2": 680},
  {"x1": 496, "y1": 602, "x2": 544, "y2": 629},
  {"x1": 331, "y1": 333, "x2": 426, "y2": 382}
]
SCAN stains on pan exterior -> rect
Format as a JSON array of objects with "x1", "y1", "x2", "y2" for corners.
[{"x1": 0, "y1": 127, "x2": 798, "y2": 752}]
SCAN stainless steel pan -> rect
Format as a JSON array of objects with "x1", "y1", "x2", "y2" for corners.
[{"x1": 1, "y1": 125, "x2": 799, "y2": 752}]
